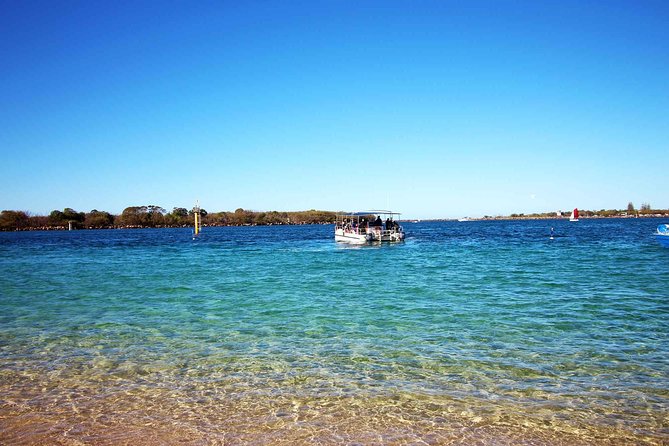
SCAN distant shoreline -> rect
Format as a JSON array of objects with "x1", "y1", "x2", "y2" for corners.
[
  {"x1": 5, "y1": 221, "x2": 335, "y2": 232},
  {"x1": 428, "y1": 214, "x2": 669, "y2": 222},
  {"x1": 2, "y1": 206, "x2": 668, "y2": 231},
  {"x1": 3, "y1": 215, "x2": 668, "y2": 232}
]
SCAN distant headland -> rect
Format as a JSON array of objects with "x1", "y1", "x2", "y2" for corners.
[
  {"x1": 1, "y1": 204, "x2": 667, "y2": 231},
  {"x1": 465, "y1": 205, "x2": 669, "y2": 221},
  {"x1": 0, "y1": 207, "x2": 336, "y2": 231}
]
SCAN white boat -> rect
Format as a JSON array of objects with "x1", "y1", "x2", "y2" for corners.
[
  {"x1": 569, "y1": 208, "x2": 579, "y2": 222},
  {"x1": 335, "y1": 210, "x2": 405, "y2": 244}
]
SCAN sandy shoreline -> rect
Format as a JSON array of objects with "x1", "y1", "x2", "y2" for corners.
[{"x1": 1, "y1": 381, "x2": 665, "y2": 445}]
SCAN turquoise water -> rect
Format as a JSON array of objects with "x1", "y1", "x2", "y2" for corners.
[{"x1": 1, "y1": 219, "x2": 668, "y2": 445}]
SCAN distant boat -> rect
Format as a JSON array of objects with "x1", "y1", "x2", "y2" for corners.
[
  {"x1": 569, "y1": 208, "x2": 579, "y2": 222},
  {"x1": 458, "y1": 217, "x2": 470, "y2": 222},
  {"x1": 656, "y1": 224, "x2": 669, "y2": 248}
]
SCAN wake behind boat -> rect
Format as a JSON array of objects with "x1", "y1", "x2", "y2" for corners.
[
  {"x1": 656, "y1": 224, "x2": 669, "y2": 248},
  {"x1": 335, "y1": 210, "x2": 405, "y2": 244}
]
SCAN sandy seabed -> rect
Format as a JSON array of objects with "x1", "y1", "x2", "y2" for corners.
[{"x1": 1, "y1": 384, "x2": 665, "y2": 446}]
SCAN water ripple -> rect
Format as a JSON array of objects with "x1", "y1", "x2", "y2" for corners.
[{"x1": 1, "y1": 220, "x2": 668, "y2": 444}]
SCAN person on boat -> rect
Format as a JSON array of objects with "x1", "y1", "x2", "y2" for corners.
[
  {"x1": 375, "y1": 215, "x2": 383, "y2": 227},
  {"x1": 385, "y1": 218, "x2": 391, "y2": 230}
]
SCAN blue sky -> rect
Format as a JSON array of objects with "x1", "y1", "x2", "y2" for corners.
[{"x1": 1, "y1": 0, "x2": 668, "y2": 219}]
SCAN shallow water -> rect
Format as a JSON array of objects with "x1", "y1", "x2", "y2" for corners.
[{"x1": 1, "y1": 219, "x2": 668, "y2": 445}]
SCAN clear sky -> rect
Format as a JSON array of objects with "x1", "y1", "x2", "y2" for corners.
[{"x1": 1, "y1": 0, "x2": 668, "y2": 219}]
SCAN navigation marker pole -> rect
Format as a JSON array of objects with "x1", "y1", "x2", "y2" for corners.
[{"x1": 193, "y1": 200, "x2": 201, "y2": 238}]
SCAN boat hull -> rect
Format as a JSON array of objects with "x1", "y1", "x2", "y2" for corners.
[
  {"x1": 334, "y1": 231, "x2": 370, "y2": 244},
  {"x1": 371, "y1": 229, "x2": 405, "y2": 242},
  {"x1": 334, "y1": 228, "x2": 404, "y2": 244}
]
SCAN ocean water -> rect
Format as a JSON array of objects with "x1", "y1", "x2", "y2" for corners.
[{"x1": 1, "y1": 219, "x2": 668, "y2": 445}]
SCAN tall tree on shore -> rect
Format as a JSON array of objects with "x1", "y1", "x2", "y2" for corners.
[
  {"x1": 85, "y1": 210, "x2": 114, "y2": 228},
  {"x1": 48, "y1": 208, "x2": 85, "y2": 228},
  {"x1": 118, "y1": 206, "x2": 148, "y2": 227},
  {"x1": 62, "y1": 208, "x2": 85, "y2": 223},
  {"x1": 0, "y1": 210, "x2": 29, "y2": 230},
  {"x1": 147, "y1": 205, "x2": 166, "y2": 227},
  {"x1": 172, "y1": 207, "x2": 188, "y2": 218},
  {"x1": 48, "y1": 210, "x2": 65, "y2": 226},
  {"x1": 166, "y1": 207, "x2": 190, "y2": 226}
]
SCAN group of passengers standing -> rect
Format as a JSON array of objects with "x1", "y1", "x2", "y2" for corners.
[{"x1": 343, "y1": 215, "x2": 399, "y2": 231}]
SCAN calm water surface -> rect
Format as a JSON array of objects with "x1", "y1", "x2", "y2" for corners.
[{"x1": 1, "y1": 219, "x2": 668, "y2": 445}]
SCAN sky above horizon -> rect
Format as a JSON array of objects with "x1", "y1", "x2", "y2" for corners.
[{"x1": 1, "y1": 0, "x2": 668, "y2": 219}]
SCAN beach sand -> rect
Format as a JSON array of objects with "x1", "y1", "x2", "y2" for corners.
[{"x1": 1, "y1": 377, "x2": 663, "y2": 445}]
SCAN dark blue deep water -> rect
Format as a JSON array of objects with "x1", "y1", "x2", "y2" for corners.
[{"x1": 1, "y1": 219, "x2": 668, "y2": 445}]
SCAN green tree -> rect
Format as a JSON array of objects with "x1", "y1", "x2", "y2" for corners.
[
  {"x1": 0, "y1": 210, "x2": 29, "y2": 230},
  {"x1": 85, "y1": 210, "x2": 114, "y2": 228},
  {"x1": 172, "y1": 207, "x2": 188, "y2": 218},
  {"x1": 147, "y1": 205, "x2": 166, "y2": 227},
  {"x1": 206, "y1": 211, "x2": 230, "y2": 226},
  {"x1": 62, "y1": 208, "x2": 85, "y2": 223},
  {"x1": 231, "y1": 208, "x2": 253, "y2": 225},
  {"x1": 118, "y1": 206, "x2": 148, "y2": 226},
  {"x1": 48, "y1": 208, "x2": 84, "y2": 228},
  {"x1": 48, "y1": 210, "x2": 66, "y2": 226},
  {"x1": 28, "y1": 215, "x2": 49, "y2": 229},
  {"x1": 165, "y1": 207, "x2": 189, "y2": 226}
]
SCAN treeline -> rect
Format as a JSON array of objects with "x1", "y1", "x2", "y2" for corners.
[
  {"x1": 0, "y1": 206, "x2": 337, "y2": 231},
  {"x1": 507, "y1": 207, "x2": 669, "y2": 219}
]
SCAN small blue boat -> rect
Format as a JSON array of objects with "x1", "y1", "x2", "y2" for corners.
[{"x1": 656, "y1": 224, "x2": 669, "y2": 248}]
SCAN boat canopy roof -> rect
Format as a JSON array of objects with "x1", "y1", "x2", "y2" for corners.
[{"x1": 338, "y1": 210, "x2": 401, "y2": 217}]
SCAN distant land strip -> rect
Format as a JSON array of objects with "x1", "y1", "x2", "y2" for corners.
[{"x1": 1, "y1": 206, "x2": 668, "y2": 231}]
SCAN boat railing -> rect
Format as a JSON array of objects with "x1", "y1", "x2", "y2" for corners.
[
  {"x1": 336, "y1": 222, "x2": 403, "y2": 236},
  {"x1": 337, "y1": 223, "x2": 369, "y2": 235},
  {"x1": 374, "y1": 227, "x2": 404, "y2": 236}
]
